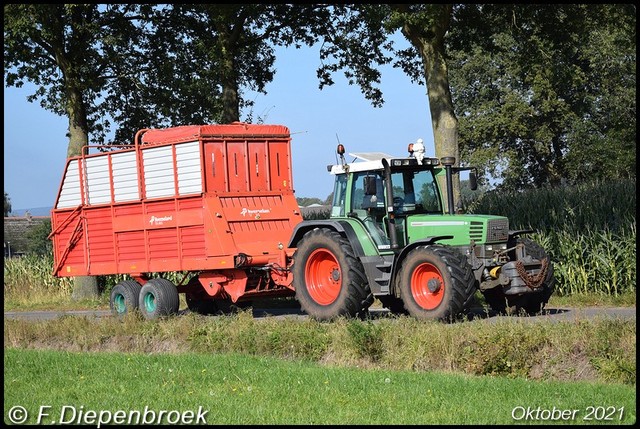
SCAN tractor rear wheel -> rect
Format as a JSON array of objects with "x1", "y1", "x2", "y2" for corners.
[
  {"x1": 138, "y1": 278, "x2": 180, "y2": 320},
  {"x1": 110, "y1": 280, "x2": 141, "y2": 316},
  {"x1": 293, "y1": 228, "x2": 373, "y2": 320},
  {"x1": 397, "y1": 245, "x2": 476, "y2": 321}
]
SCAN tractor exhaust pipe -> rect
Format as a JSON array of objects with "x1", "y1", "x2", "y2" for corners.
[
  {"x1": 441, "y1": 157, "x2": 456, "y2": 215},
  {"x1": 382, "y1": 159, "x2": 399, "y2": 249}
]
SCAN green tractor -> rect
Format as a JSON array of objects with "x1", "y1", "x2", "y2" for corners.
[{"x1": 289, "y1": 141, "x2": 555, "y2": 321}]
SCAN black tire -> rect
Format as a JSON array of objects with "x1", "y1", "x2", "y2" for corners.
[
  {"x1": 396, "y1": 245, "x2": 476, "y2": 321},
  {"x1": 378, "y1": 295, "x2": 408, "y2": 316},
  {"x1": 507, "y1": 238, "x2": 556, "y2": 315},
  {"x1": 292, "y1": 228, "x2": 373, "y2": 320},
  {"x1": 110, "y1": 280, "x2": 141, "y2": 316},
  {"x1": 138, "y1": 278, "x2": 180, "y2": 320}
]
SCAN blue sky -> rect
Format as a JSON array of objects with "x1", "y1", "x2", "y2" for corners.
[{"x1": 4, "y1": 42, "x2": 434, "y2": 211}]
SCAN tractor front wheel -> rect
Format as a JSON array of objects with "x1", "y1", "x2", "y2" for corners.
[
  {"x1": 292, "y1": 228, "x2": 373, "y2": 320},
  {"x1": 397, "y1": 245, "x2": 476, "y2": 321}
]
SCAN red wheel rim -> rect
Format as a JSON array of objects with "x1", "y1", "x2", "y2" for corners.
[
  {"x1": 305, "y1": 248, "x2": 341, "y2": 305},
  {"x1": 411, "y1": 262, "x2": 445, "y2": 310}
]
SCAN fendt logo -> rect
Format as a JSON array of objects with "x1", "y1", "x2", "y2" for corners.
[
  {"x1": 149, "y1": 215, "x2": 173, "y2": 226},
  {"x1": 240, "y1": 208, "x2": 271, "y2": 217}
]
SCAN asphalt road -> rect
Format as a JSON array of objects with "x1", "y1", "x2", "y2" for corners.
[{"x1": 3, "y1": 305, "x2": 636, "y2": 323}]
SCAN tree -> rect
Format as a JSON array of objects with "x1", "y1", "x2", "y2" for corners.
[
  {"x1": 26, "y1": 218, "x2": 53, "y2": 256},
  {"x1": 148, "y1": 5, "x2": 330, "y2": 124},
  {"x1": 4, "y1": 4, "x2": 154, "y2": 298},
  {"x1": 4, "y1": 192, "x2": 11, "y2": 216},
  {"x1": 445, "y1": 4, "x2": 635, "y2": 189},
  {"x1": 315, "y1": 5, "x2": 464, "y2": 208},
  {"x1": 315, "y1": 5, "x2": 635, "y2": 192},
  {"x1": 296, "y1": 197, "x2": 324, "y2": 207}
]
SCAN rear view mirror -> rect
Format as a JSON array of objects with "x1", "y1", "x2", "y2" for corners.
[{"x1": 469, "y1": 170, "x2": 477, "y2": 191}]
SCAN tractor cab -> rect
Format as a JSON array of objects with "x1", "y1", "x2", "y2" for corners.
[{"x1": 327, "y1": 142, "x2": 473, "y2": 251}]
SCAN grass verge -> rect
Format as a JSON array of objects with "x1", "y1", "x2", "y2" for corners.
[
  {"x1": 4, "y1": 312, "x2": 636, "y2": 386},
  {"x1": 4, "y1": 348, "x2": 636, "y2": 425}
]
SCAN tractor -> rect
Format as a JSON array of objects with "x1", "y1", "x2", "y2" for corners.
[{"x1": 289, "y1": 141, "x2": 555, "y2": 320}]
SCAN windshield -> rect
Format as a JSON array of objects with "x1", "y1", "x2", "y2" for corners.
[
  {"x1": 349, "y1": 169, "x2": 442, "y2": 216},
  {"x1": 390, "y1": 169, "x2": 442, "y2": 214}
]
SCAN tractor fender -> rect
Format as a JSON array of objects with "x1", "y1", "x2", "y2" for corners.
[
  {"x1": 288, "y1": 220, "x2": 366, "y2": 257},
  {"x1": 388, "y1": 235, "x2": 453, "y2": 296}
]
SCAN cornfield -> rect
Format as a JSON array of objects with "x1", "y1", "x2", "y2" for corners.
[
  {"x1": 469, "y1": 179, "x2": 636, "y2": 296},
  {"x1": 3, "y1": 253, "x2": 74, "y2": 300}
]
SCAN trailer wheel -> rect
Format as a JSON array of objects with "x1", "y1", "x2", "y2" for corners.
[
  {"x1": 293, "y1": 228, "x2": 373, "y2": 320},
  {"x1": 110, "y1": 280, "x2": 141, "y2": 316},
  {"x1": 397, "y1": 245, "x2": 476, "y2": 321},
  {"x1": 138, "y1": 278, "x2": 180, "y2": 320},
  {"x1": 507, "y1": 238, "x2": 556, "y2": 315}
]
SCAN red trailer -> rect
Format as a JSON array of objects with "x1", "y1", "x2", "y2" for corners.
[{"x1": 50, "y1": 122, "x2": 303, "y2": 318}]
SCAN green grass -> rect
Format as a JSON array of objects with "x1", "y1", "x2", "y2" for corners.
[
  {"x1": 547, "y1": 291, "x2": 637, "y2": 308},
  {"x1": 4, "y1": 348, "x2": 636, "y2": 425},
  {"x1": 4, "y1": 312, "x2": 636, "y2": 385}
]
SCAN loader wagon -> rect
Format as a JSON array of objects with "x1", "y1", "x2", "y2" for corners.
[{"x1": 50, "y1": 122, "x2": 303, "y2": 318}]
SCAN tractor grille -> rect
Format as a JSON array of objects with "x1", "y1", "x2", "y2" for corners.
[
  {"x1": 469, "y1": 221, "x2": 484, "y2": 242},
  {"x1": 487, "y1": 218, "x2": 509, "y2": 242}
]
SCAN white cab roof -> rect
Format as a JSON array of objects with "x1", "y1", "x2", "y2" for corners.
[{"x1": 329, "y1": 152, "x2": 397, "y2": 175}]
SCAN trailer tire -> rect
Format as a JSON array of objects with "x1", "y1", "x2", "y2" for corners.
[
  {"x1": 507, "y1": 238, "x2": 556, "y2": 315},
  {"x1": 293, "y1": 228, "x2": 373, "y2": 320},
  {"x1": 139, "y1": 278, "x2": 180, "y2": 320},
  {"x1": 110, "y1": 280, "x2": 141, "y2": 316},
  {"x1": 397, "y1": 245, "x2": 476, "y2": 321}
]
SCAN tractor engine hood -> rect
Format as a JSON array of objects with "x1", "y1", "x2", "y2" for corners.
[{"x1": 404, "y1": 214, "x2": 509, "y2": 247}]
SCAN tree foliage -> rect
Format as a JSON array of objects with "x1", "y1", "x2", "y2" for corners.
[
  {"x1": 446, "y1": 4, "x2": 636, "y2": 189},
  {"x1": 296, "y1": 197, "x2": 324, "y2": 207},
  {"x1": 3, "y1": 4, "x2": 329, "y2": 147},
  {"x1": 313, "y1": 4, "x2": 635, "y2": 191},
  {"x1": 25, "y1": 218, "x2": 53, "y2": 256},
  {"x1": 4, "y1": 192, "x2": 11, "y2": 216}
]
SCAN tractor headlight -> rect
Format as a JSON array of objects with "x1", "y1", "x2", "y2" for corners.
[{"x1": 485, "y1": 243, "x2": 507, "y2": 252}]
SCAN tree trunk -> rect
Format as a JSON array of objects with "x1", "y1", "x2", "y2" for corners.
[
  {"x1": 399, "y1": 5, "x2": 462, "y2": 211},
  {"x1": 217, "y1": 26, "x2": 241, "y2": 124},
  {"x1": 66, "y1": 85, "x2": 99, "y2": 299}
]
